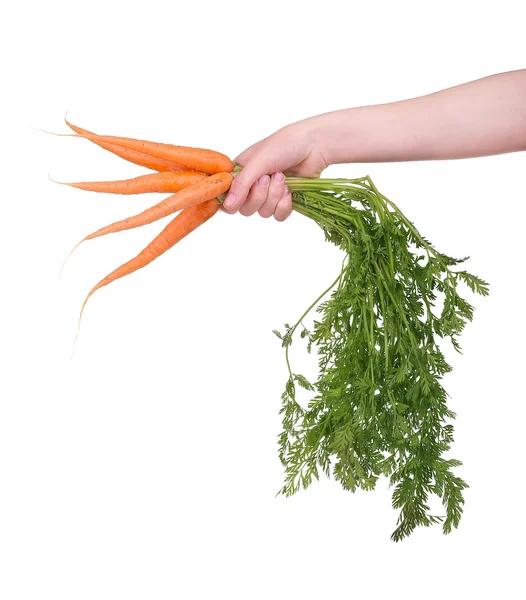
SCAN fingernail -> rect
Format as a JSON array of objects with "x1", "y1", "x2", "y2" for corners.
[
  {"x1": 283, "y1": 186, "x2": 290, "y2": 195},
  {"x1": 274, "y1": 172, "x2": 284, "y2": 181},
  {"x1": 223, "y1": 193, "x2": 236, "y2": 209},
  {"x1": 259, "y1": 175, "x2": 270, "y2": 186}
]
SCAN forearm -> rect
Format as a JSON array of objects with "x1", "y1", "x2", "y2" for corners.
[{"x1": 308, "y1": 69, "x2": 526, "y2": 164}]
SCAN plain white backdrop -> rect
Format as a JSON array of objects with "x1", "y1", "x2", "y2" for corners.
[{"x1": 1, "y1": 1, "x2": 525, "y2": 598}]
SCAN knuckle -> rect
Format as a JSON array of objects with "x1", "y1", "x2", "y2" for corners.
[
  {"x1": 258, "y1": 206, "x2": 273, "y2": 218},
  {"x1": 249, "y1": 181, "x2": 269, "y2": 202},
  {"x1": 268, "y1": 175, "x2": 285, "y2": 199},
  {"x1": 230, "y1": 178, "x2": 247, "y2": 196},
  {"x1": 239, "y1": 206, "x2": 255, "y2": 217},
  {"x1": 274, "y1": 199, "x2": 292, "y2": 222},
  {"x1": 253, "y1": 181, "x2": 268, "y2": 197}
]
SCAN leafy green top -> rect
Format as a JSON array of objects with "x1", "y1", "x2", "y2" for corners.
[{"x1": 275, "y1": 176, "x2": 488, "y2": 542}]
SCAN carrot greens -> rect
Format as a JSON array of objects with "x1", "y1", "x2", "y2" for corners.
[{"x1": 275, "y1": 176, "x2": 488, "y2": 542}]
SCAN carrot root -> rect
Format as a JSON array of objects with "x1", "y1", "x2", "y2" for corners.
[
  {"x1": 74, "y1": 198, "x2": 221, "y2": 346},
  {"x1": 71, "y1": 132, "x2": 234, "y2": 174},
  {"x1": 67, "y1": 172, "x2": 232, "y2": 249},
  {"x1": 64, "y1": 117, "x2": 190, "y2": 173},
  {"x1": 53, "y1": 171, "x2": 207, "y2": 195}
]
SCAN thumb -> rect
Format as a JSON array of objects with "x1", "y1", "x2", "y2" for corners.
[{"x1": 222, "y1": 157, "x2": 267, "y2": 213}]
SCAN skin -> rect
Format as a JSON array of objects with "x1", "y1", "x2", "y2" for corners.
[{"x1": 222, "y1": 69, "x2": 526, "y2": 220}]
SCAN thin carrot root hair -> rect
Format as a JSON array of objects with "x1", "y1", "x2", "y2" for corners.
[{"x1": 60, "y1": 239, "x2": 84, "y2": 278}]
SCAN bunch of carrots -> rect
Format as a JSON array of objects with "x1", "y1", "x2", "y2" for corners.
[
  {"x1": 50, "y1": 118, "x2": 487, "y2": 541},
  {"x1": 53, "y1": 118, "x2": 238, "y2": 328}
]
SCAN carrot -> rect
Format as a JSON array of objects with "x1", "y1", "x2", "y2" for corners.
[
  {"x1": 75, "y1": 198, "x2": 220, "y2": 338},
  {"x1": 57, "y1": 170, "x2": 207, "y2": 195},
  {"x1": 65, "y1": 118, "x2": 188, "y2": 172},
  {"x1": 70, "y1": 132, "x2": 234, "y2": 174},
  {"x1": 61, "y1": 172, "x2": 232, "y2": 273}
]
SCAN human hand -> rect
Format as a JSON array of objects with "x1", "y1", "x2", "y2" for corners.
[{"x1": 222, "y1": 120, "x2": 329, "y2": 220}]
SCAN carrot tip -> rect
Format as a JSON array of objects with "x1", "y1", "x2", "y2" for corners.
[
  {"x1": 71, "y1": 310, "x2": 83, "y2": 358},
  {"x1": 48, "y1": 172, "x2": 68, "y2": 186},
  {"x1": 34, "y1": 125, "x2": 77, "y2": 137},
  {"x1": 71, "y1": 319, "x2": 82, "y2": 359},
  {"x1": 60, "y1": 239, "x2": 84, "y2": 278},
  {"x1": 64, "y1": 112, "x2": 78, "y2": 132},
  {"x1": 72, "y1": 289, "x2": 94, "y2": 356}
]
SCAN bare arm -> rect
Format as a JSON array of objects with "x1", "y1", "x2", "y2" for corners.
[
  {"x1": 315, "y1": 69, "x2": 526, "y2": 164},
  {"x1": 223, "y1": 70, "x2": 526, "y2": 219}
]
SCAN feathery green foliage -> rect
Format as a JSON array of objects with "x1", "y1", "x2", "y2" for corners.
[{"x1": 275, "y1": 176, "x2": 488, "y2": 542}]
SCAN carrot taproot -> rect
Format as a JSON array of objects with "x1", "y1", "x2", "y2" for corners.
[
  {"x1": 75, "y1": 198, "x2": 220, "y2": 338},
  {"x1": 70, "y1": 132, "x2": 234, "y2": 174},
  {"x1": 61, "y1": 172, "x2": 232, "y2": 273},
  {"x1": 57, "y1": 170, "x2": 207, "y2": 195},
  {"x1": 65, "y1": 118, "x2": 188, "y2": 172}
]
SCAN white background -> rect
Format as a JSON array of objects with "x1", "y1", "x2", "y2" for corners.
[{"x1": 1, "y1": 1, "x2": 525, "y2": 598}]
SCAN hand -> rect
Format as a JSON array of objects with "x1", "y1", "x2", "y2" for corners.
[{"x1": 222, "y1": 121, "x2": 329, "y2": 221}]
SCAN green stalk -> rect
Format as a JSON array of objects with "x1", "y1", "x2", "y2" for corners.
[{"x1": 275, "y1": 174, "x2": 488, "y2": 542}]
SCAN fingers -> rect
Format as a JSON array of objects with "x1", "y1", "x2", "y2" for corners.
[
  {"x1": 239, "y1": 175, "x2": 270, "y2": 216},
  {"x1": 240, "y1": 171, "x2": 286, "y2": 217},
  {"x1": 222, "y1": 155, "x2": 267, "y2": 214},
  {"x1": 257, "y1": 172, "x2": 286, "y2": 218},
  {"x1": 274, "y1": 188, "x2": 293, "y2": 222},
  {"x1": 224, "y1": 170, "x2": 292, "y2": 221}
]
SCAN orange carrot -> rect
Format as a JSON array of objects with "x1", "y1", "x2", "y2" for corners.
[
  {"x1": 76, "y1": 198, "x2": 220, "y2": 335},
  {"x1": 71, "y1": 132, "x2": 234, "y2": 174},
  {"x1": 58, "y1": 170, "x2": 206, "y2": 195},
  {"x1": 61, "y1": 172, "x2": 232, "y2": 272},
  {"x1": 65, "y1": 118, "x2": 188, "y2": 172}
]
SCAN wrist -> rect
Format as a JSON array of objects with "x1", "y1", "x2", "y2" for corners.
[{"x1": 306, "y1": 109, "x2": 360, "y2": 166}]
